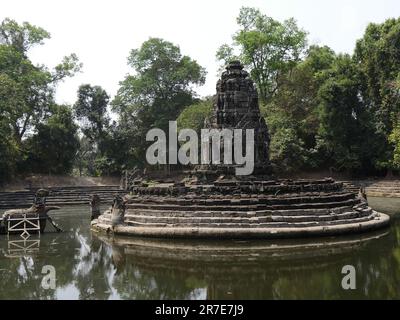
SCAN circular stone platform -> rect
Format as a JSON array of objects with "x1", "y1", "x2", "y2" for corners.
[{"x1": 91, "y1": 178, "x2": 390, "y2": 239}]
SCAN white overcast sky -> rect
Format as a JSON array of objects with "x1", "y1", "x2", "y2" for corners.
[{"x1": 1, "y1": 0, "x2": 400, "y2": 105}]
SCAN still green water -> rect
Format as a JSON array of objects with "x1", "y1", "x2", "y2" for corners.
[{"x1": 0, "y1": 197, "x2": 399, "y2": 300}]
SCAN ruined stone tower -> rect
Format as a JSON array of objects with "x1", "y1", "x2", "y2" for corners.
[{"x1": 211, "y1": 60, "x2": 270, "y2": 174}]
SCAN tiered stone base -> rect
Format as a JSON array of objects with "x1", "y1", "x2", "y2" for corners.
[{"x1": 91, "y1": 178, "x2": 390, "y2": 239}]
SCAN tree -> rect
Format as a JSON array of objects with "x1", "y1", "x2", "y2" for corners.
[
  {"x1": 0, "y1": 18, "x2": 81, "y2": 144},
  {"x1": 73, "y1": 84, "x2": 111, "y2": 175},
  {"x1": 0, "y1": 118, "x2": 18, "y2": 182},
  {"x1": 113, "y1": 37, "x2": 206, "y2": 127},
  {"x1": 354, "y1": 18, "x2": 400, "y2": 172},
  {"x1": 0, "y1": 18, "x2": 81, "y2": 180},
  {"x1": 264, "y1": 46, "x2": 336, "y2": 172},
  {"x1": 111, "y1": 37, "x2": 206, "y2": 170},
  {"x1": 74, "y1": 136, "x2": 96, "y2": 177},
  {"x1": 216, "y1": 7, "x2": 307, "y2": 104},
  {"x1": 24, "y1": 105, "x2": 79, "y2": 175},
  {"x1": 266, "y1": 104, "x2": 308, "y2": 173},
  {"x1": 388, "y1": 75, "x2": 400, "y2": 170},
  {"x1": 176, "y1": 98, "x2": 212, "y2": 134},
  {"x1": 389, "y1": 122, "x2": 400, "y2": 169},
  {"x1": 101, "y1": 123, "x2": 145, "y2": 172},
  {"x1": 74, "y1": 84, "x2": 110, "y2": 146},
  {"x1": 315, "y1": 54, "x2": 377, "y2": 174},
  {"x1": 0, "y1": 18, "x2": 50, "y2": 54}
]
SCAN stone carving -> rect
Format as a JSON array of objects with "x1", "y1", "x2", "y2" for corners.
[
  {"x1": 34, "y1": 188, "x2": 50, "y2": 205},
  {"x1": 90, "y1": 194, "x2": 101, "y2": 220},
  {"x1": 111, "y1": 195, "x2": 126, "y2": 227},
  {"x1": 359, "y1": 187, "x2": 368, "y2": 202},
  {"x1": 123, "y1": 167, "x2": 148, "y2": 191},
  {"x1": 210, "y1": 60, "x2": 270, "y2": 174},
  {"x1": 1, "y1": 189, "x2": 62, "y2": 234}
]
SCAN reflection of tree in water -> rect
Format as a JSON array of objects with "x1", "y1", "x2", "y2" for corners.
[
  {"x1": 0, "y1": 207, "x2": 117, "y2": 300},
  {"x1": 111, "y1": 250, "x2": 205, "y2": 300},
  {"x1": 0, "y1": 255, "x2": 55, "y2": 299},
  {"x1": 0, "y1": 235, "x2": 67, "y2": 299},
  {"x1": 1, "y1": 209, "x2": 400, "y2": 299},
  {"x1": 72, "y1": 231, "x2": 116, "y2": 300},
  {"x1": 96, "y1": 227, "x2": 400, "y2": 300},
  {"x1": 352, "y1": 224, "x2": 400, "y2": 299},
  {"x1": 0, "y1": 230, "x2": 115, "y2": 299},
  {"x1": 233, "y1": 227, "x2": 400, "y2": 299}
]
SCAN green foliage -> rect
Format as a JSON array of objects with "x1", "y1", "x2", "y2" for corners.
[
  {"x1": 0, "y1": 44, "x2": 52, "y2": 143},
  {"x1": 355, "y1": 18, "x2": 400, "y2": 170},
  {"x1": 265, "y1": 104, "x2": 307, "y2": 172},
  {"x1": 264, "y1": 42, "x2": 383, "y2": 175},
  {"x1": 72, "y1": 85, "x2": 124, "y2": 176},
  {"x1": 111, "y1": 37, "x2": 206, "y2": 170},
  {"x1": 74, "y1": 84, "x2": 110, "y2": 147},
  {"x1": 217, "y1": 7, "x2": 307, "y2": 104},
  {"x1": 0, "y1": 18, "x2": 50, "y2": 54},
  {"x1": 0, "y1": 18, "x2": 81, "y2": 181},
  {"x1": 0, "y1": 18, "x2": 81, "y2": 144},
  {"x1": 264, "y1": 45, "x2": 336, "y2": 172},
  {"x1": 0, "y1": 119, "x2": 18, "y2": 182},
  {"x1": 113, "y1": 38, "x2": 206, "y2": 127},
  {"x1": 24, "y1": 105, "x2": 79, "y2": 174},
  {"x1": 74, "y1": 136, "x2": 94, "y2": 176},
  {"x1": 177, "y1": 98, "x2": 213, "y2": 134},
  {"x1": 389, "y1": 121, "x2": 400, "y2": 169},
  {"x1": 315, "y1": 55, "x2": 366, "y2": 171}
]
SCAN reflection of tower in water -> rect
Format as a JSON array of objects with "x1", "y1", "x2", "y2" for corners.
[
  {"x1": 95, "y1": 229, "x2": 389, "y2": 299},
  {"x1": 111, "y1": 244, "x2": 126, "y2": 274}
]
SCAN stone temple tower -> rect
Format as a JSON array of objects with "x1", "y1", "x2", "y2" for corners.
[{"x1": 211, "y1": 60, "x2": 270, "y2": 174}]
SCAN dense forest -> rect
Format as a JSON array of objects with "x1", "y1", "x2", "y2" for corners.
[{"x1": 1, "y1": 7, "x2": 400, "y2": 182}]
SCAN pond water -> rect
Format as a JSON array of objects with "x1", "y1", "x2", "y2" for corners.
[{"x1": 0, "y1": 197, "x2": 400, "y2": 300}]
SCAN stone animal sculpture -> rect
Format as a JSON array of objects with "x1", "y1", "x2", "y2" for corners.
[
  {"x1": 90, "y1": 194, "x2": 101, "y2": 221},
  {"x1": 111, "y1": 195, "x2": 126, "y2": 227},
  {"x1": 1, "y1": 189, "x2": 63, "y2": 234}
]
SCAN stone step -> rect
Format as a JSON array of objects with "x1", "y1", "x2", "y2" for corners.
[
  {"x1": 0, "y1": 187, "x2": 122, "y2": 194},
  {"x1": 0, "y1": 185, "x2": 124, "y2": 208},
  {"x1": 0, "y1": 196, "x2": 119, "y2": 202},
  {"x1": 132, "y1": 183, "x2": 344, "y2": 196},
  {"x1": 124, "y1": 215, "x2": 375, "y2": 229},
  {"x1": 124, "y1": 210, "x2": 369, "y2": 225},
  {"x1": 125, "y1": 198, "x2": 360, "y2": 211},
  {"x1": 366, "y1": 186, "x2": 400, "y2": 189},
  {"x1": 0, "y1": 191, "x2": 124, "y2": 198},
  {"x1": 0, "y1": 196, "x2": 117, "y2": 203},
  {"x1": 0, "y1": 199, "x2": 115, "y2": 209},
  {"x1": 124, "y1": 205, "x2": 358, "y2": 218},
  {"x1": 366, "y1": 192, "x2": 400, "y2": 198},
  {"x1": 127, "y1": 192, "x2": 355, "y2": 206}
]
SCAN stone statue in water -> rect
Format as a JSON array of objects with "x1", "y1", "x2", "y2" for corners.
[
  {"x1": 111, "y1": 195, "x2": 126, "y2": 227},
  {"x1": 90, "y1": 194, "x2": 101, "y2": 221},
  {"x1": 1, "y1": 189, "x2": 63, "y2": 234}
]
